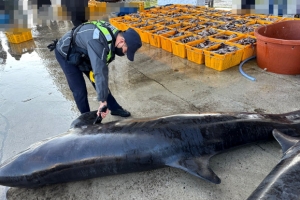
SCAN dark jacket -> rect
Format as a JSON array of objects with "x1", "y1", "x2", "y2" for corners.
[{"x1": 56, "y1": 23, "x2": 118, "y2": 102}]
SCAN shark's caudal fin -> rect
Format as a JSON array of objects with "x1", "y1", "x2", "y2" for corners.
[
  {"x1": 166, "y1": 156, "x2": 221, "y2": 184},
  {"x1": 272, "y1": 129, "x2": 299, "y2": 153}
]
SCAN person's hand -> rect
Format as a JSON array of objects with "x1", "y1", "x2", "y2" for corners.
[{"x1": 97, "y1": 101, "x2": 109, "y2": 119}]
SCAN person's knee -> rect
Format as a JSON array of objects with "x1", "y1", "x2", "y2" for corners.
[{"x1": 72, "y1": 88, "x2": 87, "y2": 99}]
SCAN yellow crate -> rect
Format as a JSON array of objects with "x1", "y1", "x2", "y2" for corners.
[
  {"x1": 5, "y1": 29, "x2": 33, "y2": 44},
  {"x1": 127, "y1": 19, "x2": 145, "y2": 27},
  {"x1": 245, "y1": 20, "x2": 273, "y2": 34},
  {"x1": 96, "y1": 2, "x2": 106, "y2": 12},
  {"x1": 149, "y1": 27, "x2": 173, "y2": 48},
  {"x1": 8, "y1": 39, "x2": 36, "y2": 55},
  {"x1": 109, "y1": 16, "x2": 133, "y2": 30},
  {"x1": 116, "y1": 21, "x2": 129, "y2": 31},
  {"x1": 281, "y1": 17, "x2": 300, "y2": 21},
  {"x1": 205, "y1": 14, "x2": 223, "y2": 21},
  {"x1": 209, "y1": 31, "x2": 245, "y2": 43},
  {"x1": 129, "y1": 21, "x2": 151, "y2": 40},
  {"x1": 226, "y1": 35, "x2": 257, "y2": 61},
  {"x1": 173, "y1": 16, "x2": 197, "y2": 23},
  {"x1": 130, "y1": 21, "x2": 151, "y2": 29},
  {"x1": 158, "y1": 19, "x2": 180, "y2": 27},
  {"x1": 139, "y1": 25, "x2": 163, "y2": 43},
  {"x1": 109, "y1": 18, "x2": 120, "y2": 29},
  {"x1": 184, "y1": 24, "x2": 206, "y2": 34},
  {"x1": 160, "y1": 35, "x2": 173, "y2": 52},
  {"x1": 160, "y1": 31, "x2": 185, "y2": 52},
  {"x1": 246, "y1": 14, "x2": 264, "y2": 20},
  {"x1": 185, "y1": 39, "x2": 220, "y2": 64},
  {"x1": 88, "y1": 1, "x2": 106, "y2": 18},
  {"x1": 255, "y1": 19, "x2": 274, "y2": 25},
  {"x1": 200, "y1": 20, "x2": 226, "y2": 28},
  {"x1": 141, "y1": 8, "x2": 159, "y2": 14},
  {"x1": 166, "y1": 22, "x2": 191, "y2": 31},
  {"x1": 195, "y1": 28, "x2": 225, "y2": 38},
  {"x1": 259, "y1": 15, "x2": 281, "y2": 22},
  {"x1": 146, "y1": 18, "x2": 167, "y2": 25},
  {"x1": 229, "y1": 24, "x2": 253, "y2": 35},
  {"x1": 203, "y1": 43, "x2": 244, "y2": 71},
  {"x1": 171, "y1": 34, "x2": 202, "y2": 58}
]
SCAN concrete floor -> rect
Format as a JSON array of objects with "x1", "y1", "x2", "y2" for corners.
[{"x1": 0, "y1": 17, "x2": 300, "y2": 200}]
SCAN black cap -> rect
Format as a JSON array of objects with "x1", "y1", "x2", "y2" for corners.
[{"x1": 123, "y1": 28, "x2": 142, "y2": 61}]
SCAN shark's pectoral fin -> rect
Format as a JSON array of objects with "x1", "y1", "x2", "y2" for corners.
[{"x1": 166, "y1": 156, "x2": 221, "y2": 184}]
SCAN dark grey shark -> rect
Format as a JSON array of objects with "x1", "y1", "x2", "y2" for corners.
[
  {"x1": 247, "y1": 129, "x2": 300, "y2": 200},
  {"x1": 0, "y1": 110, "x2": 300, "y2": 188}
]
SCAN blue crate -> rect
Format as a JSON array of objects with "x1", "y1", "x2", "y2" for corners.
[
  {"x1": 117, "y1": 7, "x2": 138, "y2": 16},
  {"x1": 0, "y1": 14, "x2": 9, "y2": 24}
]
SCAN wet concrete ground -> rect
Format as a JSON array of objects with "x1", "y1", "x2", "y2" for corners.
[{"x1": 1, "y1": 4, "x2": 300, "y2": 200}]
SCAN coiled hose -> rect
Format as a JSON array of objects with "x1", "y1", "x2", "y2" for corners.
[{"x1": 239, "y1": 56, "x2": 257, "y2": 81}]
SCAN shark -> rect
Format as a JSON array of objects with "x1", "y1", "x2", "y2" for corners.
[
  {"x1": 247, "y1": 129, "x2": 300, "y2": 199},
  {"x1": 0, "y1": 110, "x2": 300, "y2": 188}
]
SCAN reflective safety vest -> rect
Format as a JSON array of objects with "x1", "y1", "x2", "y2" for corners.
[{"x1": 85, "y1": 21, "x2": 119, "y2": 83}]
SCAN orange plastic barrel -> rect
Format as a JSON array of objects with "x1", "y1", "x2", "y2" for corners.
[{"x1": 254, "y1": 20, "x2": 300, "y2": 75}]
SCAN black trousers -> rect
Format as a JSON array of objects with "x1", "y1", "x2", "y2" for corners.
[
  {"x1": 55, "y1": 48, "x2": 122, "y2": 114},
  {"x1": 37, "y1": 0, "x2": 51, "y2": 9},
  {"x1": 36, "y1": 0, "x2": 88, "y2": 26},
  {"x1": 60, "y1": 0, "x2": 89, "y2": 26}
]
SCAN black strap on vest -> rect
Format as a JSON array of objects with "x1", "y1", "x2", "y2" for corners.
[{"x1": 66, "y1": 24, "x2": 84, "y2": 61}]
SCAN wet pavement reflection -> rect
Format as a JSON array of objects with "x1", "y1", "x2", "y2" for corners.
[{"x1": 0, "y1": 21, "x2": 78, "y2": 199}]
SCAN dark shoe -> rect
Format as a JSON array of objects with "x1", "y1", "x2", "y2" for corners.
[{"x1": 111, "y1": 108, "x2": 131, "y2": 117}]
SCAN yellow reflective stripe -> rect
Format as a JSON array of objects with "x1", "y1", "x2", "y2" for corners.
[
  {"x1": 86, "y1": 21, "x2": 119, "y2": 83},
  {"x1": 88, "y1": 20, "x2": 118, "y2": 62},
  {"x1": 89, "y1": 71, "x2": 95, "y2": 83}
]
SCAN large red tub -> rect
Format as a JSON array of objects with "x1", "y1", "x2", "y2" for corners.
[{"x1": 254, "y1": 20, "x2": 300, "y2": 75}]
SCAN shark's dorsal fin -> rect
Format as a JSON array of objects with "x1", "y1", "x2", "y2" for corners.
[
  {"x1": 273, "y1": 129, "x2": 299, "y2": 153},
  {"x1": 166, "y1": 156, "x2": 221, "y2": 184},
  {"x1": 70, "y1": 111, "x2": 98, "y2": 128}
]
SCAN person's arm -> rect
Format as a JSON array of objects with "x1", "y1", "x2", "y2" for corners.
[{"x1": 86, "y1": 39, "x2": 110, "y2": 117}]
